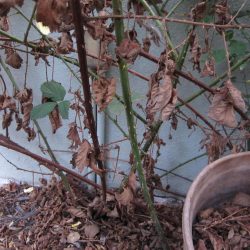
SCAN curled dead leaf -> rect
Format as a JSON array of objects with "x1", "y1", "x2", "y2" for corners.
[
  {"x1": 202, "y1": 57, "x2": 215, "y2": 77},
  {"x1": 116, "y1": 38, "x2": 141, "y2": 63},
  {"x1": 115, "y1": 187, "x2": 134, "y2": 206},
  {"x1": 0, "y1": 0, "x2": 24, "y2": 16},
  {"x1": 226, "y1": 80, "x2": 246, "y2": 113},
  {"x1": 16, "y1": 88, "x2": 33, "y2": 128},
  {"x1": 2, "y1": 95, "x2": 16, "y2": 110},
  {"x1": 128, "y1": 172, "x2": 137, "y2": 193},
  {"x1": 67, "y1": 122, "x2": 81, "y2": 149},
  {"x1": 2, "y1": 111, "x2": 13, "y2": 129},
  {"x1": 0, "y1": 16, "x2": 9, "y2": 31},
  {"x1": 5, "y1": 51, "x2": 23, "y2": 69},
  {"x1": 208, "y1": 87, "x2": 237, "y2": 128},
  {"x1": 92, "y1": 77, "x2": 116, "y2": 111},
  {"x1": 75, "y1": 140, "x2": 91, "y2": 172},
  {"x1": 49, "y1": 106, "x2": 62, "y2": 133},
  {"x1": 36, "y1": 0, "x2": 69, "y2": 32},
  {"x1": 56, "y1": 32, "x2": 74, "y2": 54},
  {"x1": 84, "y1": 224, "x2": 100, "y2": 238}
]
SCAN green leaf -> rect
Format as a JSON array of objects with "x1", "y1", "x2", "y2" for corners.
[
  {"x1": 41, "y1": 80, "x2": 66, "y2": 101},
  {"x1": 58, "y1": 100, "x2": 70, "y2": 119},
  {"x1": 31, "y1": 102, "x2": 57, "y2": 120},
  {"x1": 203, "y1": 15, "x2": 214, "y2": 23},
  {"x1": 229, "y1": 40, "x2": 247, "y2": 57},
  {"x1": 212, "y1": 49, "x2": 225, "y2": 64},
  {"x1": 225, "y1": 30, "x2": 234, "y2": 41}
]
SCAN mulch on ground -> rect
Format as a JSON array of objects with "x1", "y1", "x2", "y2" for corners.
[
  {"x1": 0, "y1": 178, "x2": 183, "y2": 250},
  {"x1": 193, "y1": 192, "x2": 250, "y2": 249}
]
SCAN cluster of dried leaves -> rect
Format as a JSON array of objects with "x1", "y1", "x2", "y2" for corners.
[
  {"x1": 0, "y1": 180, "x2": 183, "y2": 250},
  {"x1": 194, "y1": 192, "x2": 250, "y2": 249}
]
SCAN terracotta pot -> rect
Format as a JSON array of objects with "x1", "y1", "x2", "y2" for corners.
[{"x1": 182, "y1": 152, "x2": 250, "y2": 250}]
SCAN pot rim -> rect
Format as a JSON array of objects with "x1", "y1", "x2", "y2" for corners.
[{"x1": 182, "y1": 151, "x2": 250, "y2": 250}]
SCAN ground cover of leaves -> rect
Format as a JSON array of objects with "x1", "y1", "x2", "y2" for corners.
[
  {"x1": 0, "y1": 179, "x2": 183, "y2": 250},
  {"x1": 193, "y1": 192, "x2": 250, "y2": 250}
]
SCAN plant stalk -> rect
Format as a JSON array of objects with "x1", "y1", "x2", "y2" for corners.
[
  {"x1": 71, "y1": 0, "x2": 107, "y2": 201},
  {"x1": 112, "y1": 0, "x2": 169, "y2": 249}
]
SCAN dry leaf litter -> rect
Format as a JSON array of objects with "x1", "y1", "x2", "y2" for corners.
[{"x1": 0, "y1": 179, "x2": 183, "y2": 250}]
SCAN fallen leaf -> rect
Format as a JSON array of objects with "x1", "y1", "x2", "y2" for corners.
[
  {"x1": 107, "y1": 206, "x2": 119, "y2": 218},
  {"x1": 84, "y1": 224, "x2": 100, "y2": 238},
  {"x1": 67, "y1": 231, "x2": 80, "y2": 244},
  {"x1": 196, "y1": 239, "x2": 207, "y2": 250},
  {"x1": 232, "y1": 192, "x2": 250, "y2": 207},
  {"x1": 207, "y1": 231, "x2": 224, "y2": 250},
  {"x1": 228, "y1": 228, "x2": 234, "y2": 240},
  {"x1": 67, "y1": 207, "x2": 85, "y2": 218}
]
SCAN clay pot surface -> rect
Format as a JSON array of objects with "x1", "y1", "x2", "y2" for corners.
[{"x1": 182, "y1": 152, "x2": 250, "y2": 250}]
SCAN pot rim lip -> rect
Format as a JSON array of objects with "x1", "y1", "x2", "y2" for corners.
[{"x1": 182, "y1": 151, "x2": 250, "y2": 248}]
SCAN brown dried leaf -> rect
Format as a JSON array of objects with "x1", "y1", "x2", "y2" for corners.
[
  {"x1": 2, "y1": 96, "x2": 16, "y2": 110},
  {"x1": 56, "y1": 32, "x2": 73, "y2": 54},
  {"x1": 36, "y1": 0, "x2": 69, "y2": 32},
  {"x1": 215, "y1": 2, "x2": 231, "y2": 24},
  {"x1": 16, "y1": 88, "x2": 33, "y2": 128},
  {"x1": 15, "y1": 113, "x2": 22, "y2": 131},
  {"x1": 0, "y1": 0, "x2": 23, "y2": 16},
  {"x1": 5, "y1": 51, "x2": 23, "y2": 69},
  {"x1": 232, "y1": 192, "x2": 250, "y2": 207},
  {"x1": 67, "y1": 231, "x2": 80, "y2": 244},
  {"x1": 24, "y1": 127, "x2": 36, "y2": 141},
  {"x1": 208, "y1": 87, "x2": 237, "y2": 128},
  {"x1": 226, "y1": 79, "x2": 246, "y2": 113},
  {"x1": 147, "y1": 74, "x2": 174, "y2": 121},
  {"x1": 161, "y1": 89, "x2": 177, "y2": 121},
  {"x1": 189, "y1": 32, "x2": 201, "y2": 72},
  {"x1": 2, "y1": 111, "x2": 13, "y2": 129},
  {"x1": 128, "y1": 172, "x2": 137, "y2": 193},
  {"x1": 202, "y1": 132, "x2": 228, "y2": 162},
  {"x1": 202, "y1": 57, "x2": 215, "y2": 77},
  {"x1": 116, "y1": 38, "x2": 141, "y2": 64},
  {"x1": 84, "y1": 224, "x2": 100, "y2": 238},
  {"x1": 115, "y1": 187, "x2": 134, "y2": 206},
  {"x1": 49, "y1": 106, "x2": 62, "y2": 133},
  {"x1": 142, "y1": 37, "x2": 151, "y2": 52},
  {"x1": 93, "y1": 77, "x2": 116, "y2": 111},
  {"x1": 0, "y1": 16, "x2": 9, "y2": 31},
  {"x1": 207, "y1": 231, "x2": 225, "y2": 250},
  {"x1": 196, "y1": 239, "x2": 207, "y2": 250},
  {"x1": 67, "y1": 207, "x2": 85, "y2": 218},
  {"x1": 190, "y1": 1, "x2": 206, "y2": 21},
  {"x1": 107, "y1": 206, "x2": 119, "y2": 218},
  {"x1": 67, "y1": 122, "x2": 81, "y2": 149},
  {"x1": 75, "y1": 140, "x2": 91, "y2": 172}
]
